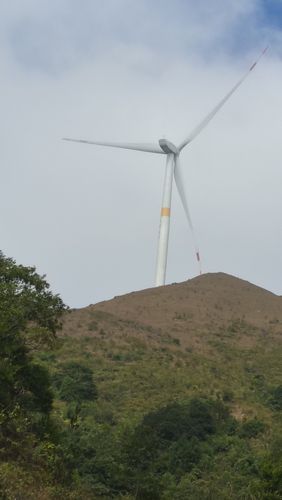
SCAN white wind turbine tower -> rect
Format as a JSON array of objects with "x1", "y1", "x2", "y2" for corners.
[{"x1": 63, "y1": 48, "x2": 267, "y2": 287}]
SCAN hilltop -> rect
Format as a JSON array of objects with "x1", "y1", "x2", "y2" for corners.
[{"x1": 62, "y1": 272, "x2": 282, "y2": 351}]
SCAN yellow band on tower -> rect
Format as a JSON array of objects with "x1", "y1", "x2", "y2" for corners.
[{"x1": 161, "y1": 207, "x2": 171, "y2": 217}]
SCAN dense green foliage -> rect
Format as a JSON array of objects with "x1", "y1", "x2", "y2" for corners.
[
  {"x1": 0, "y1": 252, "x2": 281, "y2": 498},
  {"x1": 52, "y1": 361, "x2": 98, "y2": 403},
  {"x1": 0, "y1": 252, "x2": 66, "y2": 497}
]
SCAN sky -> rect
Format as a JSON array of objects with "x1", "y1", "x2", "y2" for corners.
[{"x1": 1, "y1": 0, "x2": 282, "y2": 307}]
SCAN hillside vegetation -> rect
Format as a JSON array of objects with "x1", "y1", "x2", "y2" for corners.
[{"x1": 1, "y1": 258, "x2": 282, "y2": 499}]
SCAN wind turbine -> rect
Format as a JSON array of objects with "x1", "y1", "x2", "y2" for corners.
[{"x1": 63, "y1": 48, "x2": 267, "y2": 287}]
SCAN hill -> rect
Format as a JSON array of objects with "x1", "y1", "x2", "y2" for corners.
[
  {"x1": 3, "y1": 272, "x2": 282, "y2": 499},
  {"x1": 56, "y1": 273, "x2": 282, "y2": 498},
  {"x1": 58, "y1": 271, "x2": 282, "y2": 416},
  {"x1": 62, "y1": 271, "x2": 282, "y2": 348}
]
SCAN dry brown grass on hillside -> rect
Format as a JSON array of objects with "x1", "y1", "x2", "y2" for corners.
[{"x1": 61, "y1": 273, "x2": 282, "y2": 352}]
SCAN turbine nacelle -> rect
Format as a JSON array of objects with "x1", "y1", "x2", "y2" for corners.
[{"x1": 159, "y1": 139, "x2": 179, "y2": 155}]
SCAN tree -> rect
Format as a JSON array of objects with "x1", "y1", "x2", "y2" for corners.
[
  {"x1": 0, "y1": 251, "x2": 66, "y2": 453},
  {"x1": 123, "y1": 398, "x2": 223, "y2": 497}
]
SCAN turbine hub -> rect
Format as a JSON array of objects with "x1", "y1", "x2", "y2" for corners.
[{"x1": 159, "y1": 139, "x2": 179, "y2": 155}]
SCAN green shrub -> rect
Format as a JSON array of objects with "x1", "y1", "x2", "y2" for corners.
[
  {"x1": 222, "y1": 390, "x2": 234, "y2": 402},
  {"x1": 53, "y1": 362, "x2": 97, "y2": 403},
  {"x1": 268, "y1": 385, "x2": 282, "y2": 411},
  {"x1": 239, "y1": 418, "x2": 266, "y2": 438}
]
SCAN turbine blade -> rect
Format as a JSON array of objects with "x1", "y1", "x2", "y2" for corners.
[
  {"x1": 174, "y1": 156, "x2": 202, "y2": 274},
  {"x1": 178, "y1": 47, "x2": 268, "y2": 151},
  {"x1": 62, "y1": 138, "x2": 165, "y2": 154}
]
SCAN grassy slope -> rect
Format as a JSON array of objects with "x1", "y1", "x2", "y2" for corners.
[
  {"x1": 57, "y1": 272, "x2": 282, "y2": 421},
  {"x1": 23, "y1": 273, "x2": 282, "y2": 498}
]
